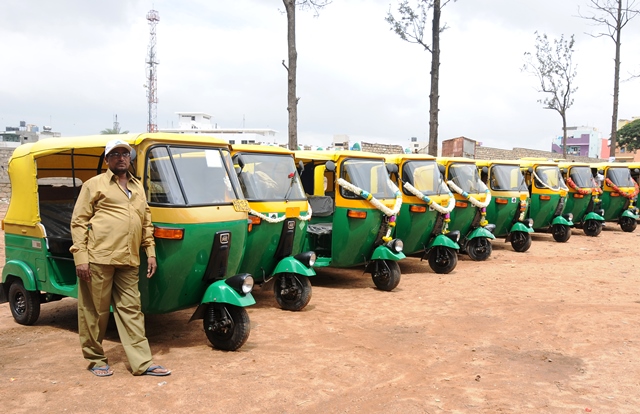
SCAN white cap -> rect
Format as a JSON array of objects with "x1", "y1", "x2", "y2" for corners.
[{"x1": 105, "y1": 139, "x2": 133, "y2": 156}]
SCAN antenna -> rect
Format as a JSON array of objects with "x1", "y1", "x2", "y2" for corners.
[{"x1": 146, "y1": 9, "x2": 160, "y2": 133}]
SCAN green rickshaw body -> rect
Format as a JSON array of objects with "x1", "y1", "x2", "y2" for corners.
[
  {"x1": 520, "y1": 159, "x2": 572, "y2": 230},
  {"x1": 558, "y1": 162, "x2": 605, "y2": 234},
  {"x1": 592, "y1": 163, "x2": 639, "y2": 222}
]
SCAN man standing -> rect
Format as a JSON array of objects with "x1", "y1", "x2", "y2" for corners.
[{"x1": 70, "y1": 139, "x2": 171, "y2": 377}]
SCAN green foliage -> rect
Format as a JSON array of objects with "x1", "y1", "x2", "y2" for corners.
[
  {"x1": 100, "y1": 127, "x2": 129, "y2": 135},
  {"x1": 617, "y1": 119, "x2": 640, "y2": 152}
]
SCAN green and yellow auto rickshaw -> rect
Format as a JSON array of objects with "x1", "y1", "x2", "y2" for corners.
[
  {"x1": 519, "y1": 158, "x2": 574, "y2": 242},
  {"x1": 591, "y1": 162, "x2": 639, "y2": 232},
  {"x1": 558, "y1": 161, "x2": 606, "y2": 236},
  {"x1": 231, "y1": 144, "x2": 315, "y2": 311},
  {"x1": 295, "y1": 150, "x2": 405, "y2": 291},
  {"x1": 476, "y1": 160, "x2": 534, "y2": 252},
  {"x1": 385, "y1": 154, "x2": 460, "y2": 274},
  {"x1": 436, "y1": 157, "x2": 496, "y2": 261},
  {"x1": 0, "y1": 133, "x2": 255, "y2": 351}
]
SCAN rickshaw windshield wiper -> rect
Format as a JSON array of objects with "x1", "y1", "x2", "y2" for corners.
[{"x1": 283, "y1": 172, "x2": 296, "y2": 201}]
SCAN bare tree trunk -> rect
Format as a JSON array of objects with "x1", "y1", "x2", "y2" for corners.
[
  {"x1": 284, "y1": 0, "x2": 298, "y2": 150},
  {"x1": 609, "y1": 1, "x2": 623, "y2": 158},
  {"x1": 428, "y1": 0, "x2": 441, "y2": 156},
  {"x1": 562, "y1": 115, "x2": 568, "y2": 160}
]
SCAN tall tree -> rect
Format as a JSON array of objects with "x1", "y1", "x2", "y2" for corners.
[
  {"x1": 522, "y1": 32, "x2": 578, "y2": 160},
  {"x1": 616, "y1": 118, "x2": 640, "y2": 151},
  {"x1": 282, "y1": 0, "x2": 329, "y2": 150},
  {"x1": 579, "y1": 0, "x2": 640, "y2": 158},
  {"x1": 386, "y1": 0, "x2": 455, "y2": 156}
]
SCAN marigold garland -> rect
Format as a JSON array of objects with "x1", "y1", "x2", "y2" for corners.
[
  {"x1": 565, "y1": 177, "x2": 593, "y2": 196},
  {"x1": 446, "y1": 181, "x2": 492, "y2": 208},
  {"x1": 605, "y1": 178, "x2": 639, "y2": 200},
  {"x1": 402, "y1": 182, "x2": 455, "y2": 214}
]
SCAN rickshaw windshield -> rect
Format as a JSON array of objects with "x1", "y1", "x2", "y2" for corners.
[
  {"x1": 448, "y1": 163, "x2": 487, "y2": 193},
  {"x1": 606, "y1": 167, "x2": 636, "y2": 187},
  {"x1": 146, "y1": 146, "x2": 241, "y2": 206},
  {"x1": 342, "y1": 158, "x2": 397, "y2": 199},
  {"x1": 570, "y1": 166, "x2": 599, "y2": 188},
  {"x1": 533, "y1": 166, "x2": 566, "y2": 190},
  {"x1": 235, "y1": 153, "x2": 306, "y2": 201},
  {"x1": 490, "y1": 164, "x2": 528, "y2": 191},
  {"x1": 402, "y1": 160, "x2": 449, "y2": 195}
]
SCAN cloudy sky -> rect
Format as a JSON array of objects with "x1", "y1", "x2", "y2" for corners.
[{"x1": 1, "y1": 0, "x2": 639, "y2": 151}]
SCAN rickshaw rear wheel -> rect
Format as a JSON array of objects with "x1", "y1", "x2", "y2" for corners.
[
  {"x1": 466, "y1": 237, "x2": 492, "y2": 261},
  {"x1": 203, "y1": 304, "x2": 250, "y2": 351},
  {"x1": 428, "y1": 246, "x2": 458, "y2": 274},
  {"x1": 620, "y1": 217, "x2": 637, "y2": 233},
  {"x1": 274, "y1": 273, "x2": 312, "y2": 311},
  {"x1": 371, "y1": 260, "x2": 401, "y2": 291},
  {"x1": 583, "y1": 220, "x2": 602, "y2": 237},
  {"x1": 552, "y1": 224, "x2": 571, "y2": 242},
  {"x1": 8, "y1": 281, "x2": 41, "y2": 326},
  {"x1": 510, "y1": 231, "x2": 532, "y2": 252}
]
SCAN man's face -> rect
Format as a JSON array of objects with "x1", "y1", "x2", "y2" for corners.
[{"x1": 106, "y1": 149, "x2": 131, "y2": 175}]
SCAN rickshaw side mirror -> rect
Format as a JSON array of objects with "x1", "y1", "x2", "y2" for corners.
[
  {"x1": 634, "y1": 168, "x2": 639, "y2": 174},
  {"x1": 297, "y1": 160, "x2": 305, "y2": 175},
  {"x1": 481, "y1": 166, "x2": 488, "y2": 175},
  {"x1": 385, "y1": 163, "x2": 398, "y2": 174},
  {"x1": 130, "y1": 148, "x2": 137, "y2": 161},
  {"x1": 598, "y1": 169, "x2": 604, "y2": 175},
  {"x1": 234, "y1": 166, "x2": 241, "y2": 175},
  {"x1": 325, "y1": 160, "x2": 336, "y2": 172},
  {"x1": 236, "y1": 155, "x2": 245, "y2": 170},
  {"x1": 437, "y1": 164, "x2": 445, "y2": 175},
  {"x1": 528, "y1": 167, "x2": 533, "y2": 173}
]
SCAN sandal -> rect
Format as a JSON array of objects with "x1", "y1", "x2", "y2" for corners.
[
  {"x1": 142, "y1": 365, "x2": 171, "y2": 376},
  {"x1": 89, "y1": 365, "x2": 113, "y2": 377}
]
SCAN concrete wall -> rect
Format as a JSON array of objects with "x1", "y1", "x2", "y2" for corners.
[{"x1": 0, "y1": 147, "x2": 14, "y2": 203}]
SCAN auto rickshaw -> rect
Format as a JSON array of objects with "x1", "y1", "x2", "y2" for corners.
[
  {"x1": 476, "y1": 160, "x2": 534, "y2": 252},
  {"x1": 558, "y1": 161, "x2": 606, "y2": 236},
  {"x1": 519, "y1": 158, "x2": 574, "y2": 242},
  {"x1": 385, "y1": 154, "x2": 460, "y2": 274},
  {"x1": 295, "y1": 150, "x2": 405, "y2": 291},
  {"x1": 436, "y1": 157, "x2": 496, "y2": 261},
  {"x1": 591, "y1": 162, "x2": 639, "y2": 232},
  {"x1": 231, "y1": 144, "x2": 315, "y2": 311},
  {"x1": 0, "y1": 133, "x2": 255, "y2": 351}
]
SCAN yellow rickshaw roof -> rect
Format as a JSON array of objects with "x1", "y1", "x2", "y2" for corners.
[
  {"x1": 231, "y1": 143, "x2": 293, "y2": 155},
  {"x1": 518, "y1": 158, "x2": 558, "y2": 168},
  {"x1": 436, "y1": 156, "x2": 477, "y2": 165},
  {"x1": 385, "y1": 153, "x2": 437, "y2": 164},
  {"x1": 557, "y1": 161, "x2": 591, "y2": 168},
  {"x1": 475, "y1": 159, "x2": 523, "y2": 167},
  {"x1": 294, "y1": 150, "x2": 387, "y2": 162}
]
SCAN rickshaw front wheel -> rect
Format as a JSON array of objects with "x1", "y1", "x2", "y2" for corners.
[
  {"x1": 203, "y1": 304, "x2": 250, "y2": 351},
  {"x1": 510, "y1": 231, "x2": 532, "y2": 252},
  {"x1": 466, "y1": 237, "x2": 492, "y2": 261},
  {"x1": 552, "y1": 224, "x2": 572, "y2": 242},
  {"x1": 428, "y1": 246, "x2": 458, "y2": 274},
  {"x1": 583, "y1": 220, "x2": 602, "y2": 237},
  {"x1": 8, "y1": 281, "x2": 41, "y2": 326},
  {"x1": 274, "y1": 273, "x2": 312, "y2": 311},
  {"x1": 371, "y1": 260, "x2": 401, "y2": 291},
  {"x1": 620, "y1": 217, "x2": 637, "y2": 233}
]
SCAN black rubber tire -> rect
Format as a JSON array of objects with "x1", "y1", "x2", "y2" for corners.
[
  {"x1": 583, "y1": 220, "x2": 602, "y2": 237},
  {"x1": 620, "y1": 216, "x2": 637, "y2": 233},
  {"x1": 371, "y1": 260, "x2": 401, "y2": 291},
  {"x1": 8, "y1": 281, "x2": 41, "y2": 326},
  {"x1": 466, "y1": 237, "x2": 492, "y2": 261},
  {"x1": 552, "y1": 224, "x2": 572, "y2": 242},
  {"x1": 273, "y1": 273, "x2": 312, "y2": 311},
  {"x1": 428, "y1": 246, "x2": 458, "y2": 274},
  {"x1": 203, "y1": 304, "x2": 250, "y2": 351},
  {"x1": 510, "y1": 231, "x2": 532, "y2": 252}
]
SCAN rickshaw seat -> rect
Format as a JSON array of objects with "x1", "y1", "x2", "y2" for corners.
[
  {"x1": 38, "y1": 185, "x2": 79, "y2": 258},
  {"x1": 307, "y1": 222, "x2": 333, "y2": 236},
  {"x1": 307, "y1": 195, "x2": 334, "y2": 217}
]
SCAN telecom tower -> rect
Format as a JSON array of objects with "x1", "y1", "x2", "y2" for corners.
[{"x1": 146, "y1": 10, "x2": 159, "y2": 133}]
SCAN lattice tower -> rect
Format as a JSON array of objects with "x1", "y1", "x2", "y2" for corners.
[{"x1": 146, "y1": 10, "x2": 160, "y2": 133}]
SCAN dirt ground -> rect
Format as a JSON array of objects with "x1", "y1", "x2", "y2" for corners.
[{"x1": 1, "y1": 200, "x2": 639, "y2": 414}]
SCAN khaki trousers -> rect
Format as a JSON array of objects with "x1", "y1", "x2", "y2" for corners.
[{"x1": 78, "y1": 263, "x2": 153, "y2": 375}]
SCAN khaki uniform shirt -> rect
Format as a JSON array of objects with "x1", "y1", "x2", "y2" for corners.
[{"x1": 70, "y1": 169, "x2": 156, "y2": 266}]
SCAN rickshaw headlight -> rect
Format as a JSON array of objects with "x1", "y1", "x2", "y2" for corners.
[
  {"x1": 387, "y1": 239, "x2": 403, "y2": 253},
  {"x1": 446, "y1": 230, "x2": 460, "y2": 243},
  {"x1": 484, "y1": 223, "x2": 496, "y2": 234},
  {"x1": 294, "y1": 251, "x2": 316, "y2": 267},
  {"x1": 524, "y1": 218, "x2": 534, "y2": 228},
  {"x1": 596, "y1": 209, "x2": 605, "y2": 217},
  {"x1": 225, "y1": 273, "x2": 254, "y2": 295},
  {"x1": 563, "y1": 213, "x2": 573, "y2": 222}
]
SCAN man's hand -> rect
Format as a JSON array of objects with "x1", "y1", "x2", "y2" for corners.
[
  {"x1": 147, "y1": 257, "x2": 158, "y2": 279},
  {"x1": 76, "y1": 264, "x2": 91, "y2": 282}
]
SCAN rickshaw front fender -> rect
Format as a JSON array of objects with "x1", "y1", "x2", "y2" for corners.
[
  {"x1": 621, "y1": 209, "x2": 639, "y2": 220},
  {"x1": 551, "y1": 216, "x2": 573, "y2": 226},
  {"x1": 584, "y1": 212, "x2": 605, "y2": 222},
  {"x1": 426, "y1": 234, "x2": 460, "y2": 250},
  {"x1": 190, "y1": 279, "x2": 256, "y2": 321},
  {"x1": 371, "y1": 245, "x2": 406, "y2": 261},
  {"x1": 272, "y1": 257, "x2": 316, "y2": 277},
  {"x1": 510, "y1": 222, "x2": 534, "y2": 233},
  {"x1": 2, "y1": 260, "x2": 37, "y2": 291},
  {"x1": 467, "y1": 227, "x2": 496, "y2": 240}
]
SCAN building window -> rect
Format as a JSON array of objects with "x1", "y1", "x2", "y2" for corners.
[{"x1": 229, "y1": 140, "x2": 235, "y2": 144}]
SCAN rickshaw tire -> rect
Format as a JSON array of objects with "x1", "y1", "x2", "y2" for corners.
[
  {"x1": 8, "y1": 281, "x2": 41, "y2": 326},
  {"x1": 466, "y1": 237, "x2": 492, "y2": 261},
  {"x1": 583, "y1": 220, "x2": 602, "y2": 237},
  {"x1": 273, "y1": 273, "x2": 312, "y2": 311},
  {"x1": 510, "y1": 232, "x2": 532, "y2": 252},
  {"x1": 203, "y1": 304, "x2": 250, "y2": 351},
  {"x1": 371, "y1": 260, "x2": 401, "y2": 291},
  {"x1": 552, "y1": 224, "x2": 571, "y2": 242},
  {"x1": 620, "y1": 217, "x2": 637, "y2": 233},
  {"x1": 428, "y1": 246, "x2": 458, "y2": 274}
]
